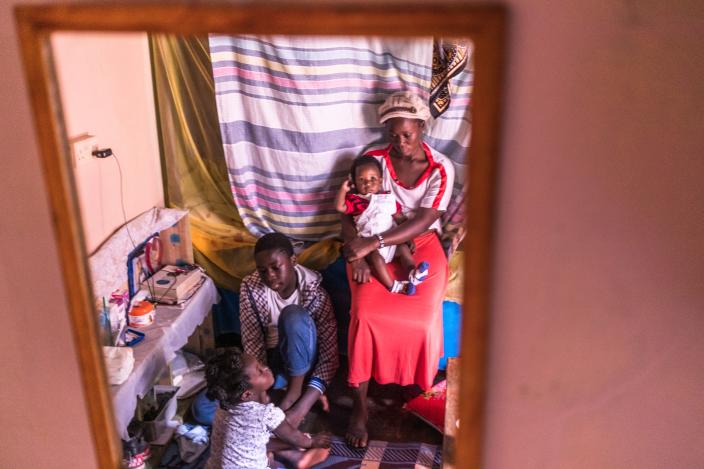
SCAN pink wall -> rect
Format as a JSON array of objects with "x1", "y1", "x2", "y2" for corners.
[
  {"x1": 484, "y1": 1, "x2": 704, "y2": 467},
  {"x1": 51, "y1": 32, "x2": 163, "y2": 253},
  {"x1": 0, "y1": 0, "x2": 97, "y2": 467},
  {"x1": 1, "y1": 1, "x2": 702, "y2": 468}
]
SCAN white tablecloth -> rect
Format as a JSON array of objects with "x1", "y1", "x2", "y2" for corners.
[{"x1": 110, "y1": 275, "x2": 218, "y2": 439}]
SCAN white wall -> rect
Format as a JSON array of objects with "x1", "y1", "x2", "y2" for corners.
[
  {"x1": 1, "y1": 1, "x2": 703, "y2": 468},
  {"x1": 51, "y1": 32, "x2": 163, "y2": 253}
]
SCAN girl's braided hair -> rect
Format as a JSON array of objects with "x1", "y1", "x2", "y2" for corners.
[{"x1": 205, "y1": 348, "x2": 252, "y2": 409}]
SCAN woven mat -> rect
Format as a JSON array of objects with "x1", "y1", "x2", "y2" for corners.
[
  {"x1": 157, "y1": 436, "x2": 441, "y2": 468},
  {"x1": 306, "y1": 436, "x2": 442, "y2": 469}
]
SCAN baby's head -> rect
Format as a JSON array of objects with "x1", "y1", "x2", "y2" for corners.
[
  {"x1": 350, "y1": 155, "x2": 383, "y2": 195},
  {"x1": 205, "y1": 348, "x2": 274, "y2": 408},
  {"x1": 254, "y1": 233, "x2": 296, "y2": 295}
]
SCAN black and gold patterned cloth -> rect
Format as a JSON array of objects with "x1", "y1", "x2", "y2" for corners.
[{"x1": 429, "y1": 39, "x2": 470, "y2": 118}]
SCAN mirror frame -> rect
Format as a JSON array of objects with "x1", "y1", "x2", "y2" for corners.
[{"x1": 15, "y1": 3, "x2": 505, "y2": 467}]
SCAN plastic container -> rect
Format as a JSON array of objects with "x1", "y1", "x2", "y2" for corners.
[
  {"x1": 99, "y1": 304, "x2": 112, "y2": 345},
  {"x1": 129, "y1": 301, "x2": 155, "y2": 328},
  {"x1": 141, "y1": 385, "x2": 179, "y2": 442}
]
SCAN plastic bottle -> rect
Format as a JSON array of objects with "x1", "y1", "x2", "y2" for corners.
[{"x1": 99, "y1": 297, "x2": 113, "y2": 346}]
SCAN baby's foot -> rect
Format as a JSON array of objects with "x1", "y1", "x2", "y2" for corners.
[
  {"x1": 409, "y1": 261, "x2": 430, "y2": 286},
  {"x1": 405, "y1": 282, "x2": 417, "y2": 295},
  {"x1": 297, "y1": 447, "x2": 331, "y2": 469},
  {"x1": 390, "y1": 280, "x2": 409, "y2": 294}
]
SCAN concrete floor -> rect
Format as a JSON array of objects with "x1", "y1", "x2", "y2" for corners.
[
  {"x1": 294, "y1": 356, "x2": 443, "y2": 446},
  {"x1": 213, "y1": 333, "x2": 443, "y2": 444},
  {"x1": 144, "y1": 352, "x2": 443, "y2": 467}
]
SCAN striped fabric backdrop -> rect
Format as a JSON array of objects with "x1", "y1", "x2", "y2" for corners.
[{"x1": 210, "y1": 34, "x2": 473, "y2": 243}]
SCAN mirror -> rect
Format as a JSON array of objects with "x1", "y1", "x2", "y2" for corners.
[{"x1": 16, "y1": 4, "x2": 504, "y2": 468}]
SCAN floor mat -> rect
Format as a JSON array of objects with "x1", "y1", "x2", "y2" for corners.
[
  {"x1": 156, "y1": 436, "x2": 441, "y2": 469},
  {"x1": 308, "y1": 436, "x2": 442, "y2": 469}
]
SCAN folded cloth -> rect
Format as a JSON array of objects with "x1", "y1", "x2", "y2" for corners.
[
  {"x1": 175, "y1": 424, "x2": 209, "y2": 463},
  {"x1": 102, "y1": 346, "x2": 134, "y2": 385}
]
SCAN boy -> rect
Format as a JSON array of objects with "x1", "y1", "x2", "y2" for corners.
[{"x1": 240, "y1": 233, "x2": 339, "y2": 427}]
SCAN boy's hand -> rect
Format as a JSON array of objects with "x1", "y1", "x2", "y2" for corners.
[{"x1": 309, "y1": 432, "x2": 332, "y2": 448}]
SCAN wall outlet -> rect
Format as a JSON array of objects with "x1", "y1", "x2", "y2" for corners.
[{"x1": 69, "y1": 134, "x2": 98, "y2": 167}]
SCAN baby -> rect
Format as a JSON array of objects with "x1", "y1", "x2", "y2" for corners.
[
  {"x1": 204, "y1": 349, "x2": 331, "y2": 469},
  {"x1": 335, "y1": 155, "x2": 429, "y2": 294}
]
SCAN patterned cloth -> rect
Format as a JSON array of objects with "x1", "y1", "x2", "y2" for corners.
[
  {"x1": 306, "y1": 436, "x2": 441, "y2": 469},
  {"x1": 430, "y1": 39, "x2": 471, "y2": 118},
  {"x1": 240, "y1": 266, "x2": 339, "y2": 393},
  {"x1": 205, "y1": 402, "x2": 285, "y2": 469},
  {"x1": 210, "y1": 35, "x2": 472, "y2": 255}
]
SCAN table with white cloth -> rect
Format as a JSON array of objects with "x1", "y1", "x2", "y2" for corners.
[{"x1": 110, "y1": 275, "x2": 218, "y2": 439}]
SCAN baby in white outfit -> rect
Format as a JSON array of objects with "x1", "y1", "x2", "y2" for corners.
[{"x1": 335, "y1": 155, "x2": 429, "y2": 294}]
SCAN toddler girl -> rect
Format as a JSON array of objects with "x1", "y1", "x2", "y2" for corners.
[{"x1": 204, "y1": 349, "x2": 331, "y2": 469}]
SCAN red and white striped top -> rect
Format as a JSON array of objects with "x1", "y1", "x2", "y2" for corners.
[{"x1": 366, "y1": 142, "x2": 455, "y2": 233}]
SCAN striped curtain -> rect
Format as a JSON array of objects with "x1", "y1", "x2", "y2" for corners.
[{"x1": 210, "y1": 35, "x2": 472, "y2": 251}]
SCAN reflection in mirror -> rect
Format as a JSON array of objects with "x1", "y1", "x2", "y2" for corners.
[{"x1": 52, "y1": 31, "x2": 471, "y2": 466}]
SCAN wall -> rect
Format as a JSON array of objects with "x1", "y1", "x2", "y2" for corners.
[
  {"x1": 1, "y1": 1, "x2": 703, "y2": 468},
  {"x1": 484, "y1": 1, "x2": 704, "y2": 468},
  {"x1": 51, "y1": 32, "x2": 163, "y2": 253},
  {"x1": 0, "y1": 0, "x2": 97, "y2": 467}
]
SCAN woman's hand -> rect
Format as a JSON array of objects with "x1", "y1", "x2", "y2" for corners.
[
  {"x1": 343, "y1": 236, "x2": 378, "y2": 262},
  {"x1": 349, "y1": 258, "x2": 371, "y2": 283}
]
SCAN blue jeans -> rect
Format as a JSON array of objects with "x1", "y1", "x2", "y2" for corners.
[
  {"x1": 190, "y1": 305, "x2": 318, "y2": 425},
  {"x1": 269, "y1": 304, "x2": 318, "y2": 389}
]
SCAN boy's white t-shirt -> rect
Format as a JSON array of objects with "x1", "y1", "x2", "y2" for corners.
[
  {"x1": 264, "y1": 282, "x2": 300, "y2": 349},
  {"x1": 263, "y1": 265, "x2": 319, "y2": 349},
  {"x1": 206, "y1": 401, "x2": 285, "y2": 469}
]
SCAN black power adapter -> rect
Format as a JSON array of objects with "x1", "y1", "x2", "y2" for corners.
[{"x1": 92, "y1": 148, "x2": 113, "y2": 158}]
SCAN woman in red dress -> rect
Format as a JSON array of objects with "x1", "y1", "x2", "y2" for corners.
[{"x1": 341, "y1": 91, "x2": 455, "y2": 447}]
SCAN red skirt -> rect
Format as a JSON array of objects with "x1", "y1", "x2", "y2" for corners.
[{"x1": 346, "y1": 231, "x2": 448, "y2": 390}]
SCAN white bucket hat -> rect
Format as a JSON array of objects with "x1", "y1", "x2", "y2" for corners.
[{"x1": 378, "y1": 91, "x2": 431, "y2": 124}]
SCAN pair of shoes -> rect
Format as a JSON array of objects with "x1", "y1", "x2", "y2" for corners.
[
  {"x1": 388, "y1": 262, "x2": 430, "y2": 295},
  {"x1": 122, "y1": 428, "x2": 151, "y2": 469},
  {"x1": 122, "y1": 446, "x2": 150, "y2": 469}
]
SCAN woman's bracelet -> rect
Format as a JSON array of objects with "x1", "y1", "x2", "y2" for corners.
[{"x1": 376, "y1": 234, "x2": 385, "y2": 249}]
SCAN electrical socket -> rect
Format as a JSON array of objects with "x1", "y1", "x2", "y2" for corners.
[{"x1": 69, "y1": 134, "x2": 98, "y2": 167}]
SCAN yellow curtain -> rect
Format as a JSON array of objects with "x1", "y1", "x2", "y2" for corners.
[{"x1": 149, "y1": 35, "x2": 340, "y2": 290}]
